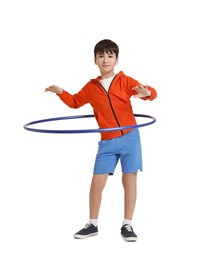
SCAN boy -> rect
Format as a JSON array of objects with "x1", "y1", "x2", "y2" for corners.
[{"x1": 45, "y1": 39, "x2": 157, "y2": 242}]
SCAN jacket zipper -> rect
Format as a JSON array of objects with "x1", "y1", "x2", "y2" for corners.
[{"x1": 98, "y1": 76, "x2": 124, "y2": 136}]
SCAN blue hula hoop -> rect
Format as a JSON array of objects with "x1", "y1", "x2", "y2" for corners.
[{"x1": 23, "y1": 114, "x2": 156, "y2": 134}]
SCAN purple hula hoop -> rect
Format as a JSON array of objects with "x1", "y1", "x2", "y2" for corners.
[{"x1": 23, "y1": 114, "x2": 156, "y2": 134}]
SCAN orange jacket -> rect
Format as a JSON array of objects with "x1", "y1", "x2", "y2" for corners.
[{"x1": 58, "y1": 71, "x2": 157, "y2": 140}]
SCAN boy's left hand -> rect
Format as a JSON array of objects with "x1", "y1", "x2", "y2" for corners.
[{"x1": 133, "y1": 84, "x2": 151, "y2": 98}]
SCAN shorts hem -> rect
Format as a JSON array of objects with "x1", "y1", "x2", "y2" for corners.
[
  {"x1": 93, "y1": 172, "x2": 113, "y2": 176},
  {"x1": 123, "y1": 169, "x2": 142, "y2": 174}
]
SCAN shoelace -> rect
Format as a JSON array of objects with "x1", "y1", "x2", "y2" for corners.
[
  {"x1": 84, "y1": 223, "x2": 92, "y2": 229},
  {"x1": 124, "y1": 224, "x2": 133, "y2": 232}
]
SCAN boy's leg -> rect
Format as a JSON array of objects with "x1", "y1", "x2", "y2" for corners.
[
  {"x1": 89, "y1": 174, "x2": 109, "y2": 219},
  {"x1": 122, "y1": 173, "x2": 137, "y2": 219},
  {"x1": 121, "y1": 173, "x2": 138, "y2": 242},
  {"x1": 73, "y1": 173, "x2": 108, "y2": 239}
]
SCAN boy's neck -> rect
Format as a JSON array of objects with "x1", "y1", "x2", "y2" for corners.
[{"x1": 100, "y1": 72, "x2": 115, "y2": 79}]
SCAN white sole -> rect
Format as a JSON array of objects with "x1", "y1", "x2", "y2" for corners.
[
  {"x1": 121, "y1": 235, "x2": 137, "y2": 242},
  {"x1": 73, "y1": 232, "x2": 98, "y2": 239}
]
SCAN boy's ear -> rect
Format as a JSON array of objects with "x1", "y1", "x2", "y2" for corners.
[
  {"x1": 115, "y1": 57, "x2": 119, "y2": 65},
  {"x1": 94, "y1": 57, "x2": 97, "y2": 65}
]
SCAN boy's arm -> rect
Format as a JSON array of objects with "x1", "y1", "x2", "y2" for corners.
[
  {"x1": 126, "y1": 76, "x2": 157, "y2": 101},
  {"x1": 45, "y1": 85, "x2": 89, "y2": 108},
  {"x1": 132, "y1": 84, "x2": 157, "y2": 100}
]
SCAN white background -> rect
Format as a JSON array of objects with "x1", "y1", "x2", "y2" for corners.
[{"x1": 1, "y1": 0, "x2": 206, "y2": 259}]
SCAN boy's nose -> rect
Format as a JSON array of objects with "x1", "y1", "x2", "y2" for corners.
[{"x1": 103, "y1": 56, "x2": 108, "y2": 62}]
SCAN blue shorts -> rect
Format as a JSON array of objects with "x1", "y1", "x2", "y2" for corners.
[{"x1": 93, "y1": 129, "x2": 142, "y2": 175}]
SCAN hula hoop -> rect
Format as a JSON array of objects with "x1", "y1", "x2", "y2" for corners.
[{"x1": 23, "y1": 114, "x2": 156, "y2": 134}]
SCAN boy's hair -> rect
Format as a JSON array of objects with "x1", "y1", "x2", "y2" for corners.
[{"x1": 94, "y1": 39, "x2": 119, "y2": 58}]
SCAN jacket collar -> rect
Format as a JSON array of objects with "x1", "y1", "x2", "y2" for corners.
[{"x1": 91, "y1": 71, "x2": 124, "y2": 84}]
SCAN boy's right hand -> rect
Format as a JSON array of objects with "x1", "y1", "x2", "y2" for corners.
[{"x1": 45, "y1": 85, "x2": 63, "y2": 94}]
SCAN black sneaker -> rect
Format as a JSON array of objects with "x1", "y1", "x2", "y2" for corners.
[
  {"x1": 121, "y1": 224, "x2": 137, "y2": 242},
  {"x1": 73, "y1": 223, "x2": 98, "y2": 239}
]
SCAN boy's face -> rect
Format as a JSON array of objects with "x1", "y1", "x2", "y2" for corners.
[{"x1": 95, "y1": 51, "x2": 118, "y2": 77}]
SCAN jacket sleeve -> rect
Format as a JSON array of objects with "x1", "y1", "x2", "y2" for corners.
[
  {"x1": 141, "y1": 86, "x2": 157, "y2": 101},
  {"x1": 57, "y1": 85, "x2": 89, "y2": 108},
  {"x1": 128, "y1": 77, "x2": 157, "y2": 101}
]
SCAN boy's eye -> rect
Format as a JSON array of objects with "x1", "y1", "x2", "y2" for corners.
[{"x1": 98, "y1": 55, "x2": 113, "y2": 58}]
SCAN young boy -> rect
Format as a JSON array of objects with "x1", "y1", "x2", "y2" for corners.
[{"x1": 45, "y1": 39, "x2": 157, "y2": 242}]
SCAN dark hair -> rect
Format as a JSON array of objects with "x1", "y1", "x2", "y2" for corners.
[{"x1": 94, "y1": 39, "x2": 119, "y2": 58}]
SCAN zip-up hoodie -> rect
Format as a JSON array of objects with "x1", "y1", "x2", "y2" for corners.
[{"x1": 57, "y1": 71, "x2": 157, "y2": 140}]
